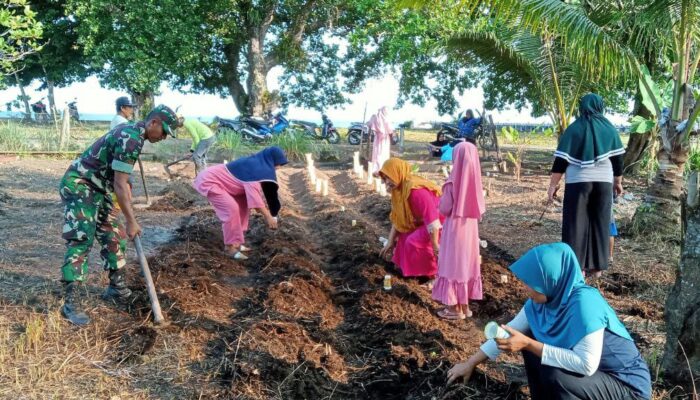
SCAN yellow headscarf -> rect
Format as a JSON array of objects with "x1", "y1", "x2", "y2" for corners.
[{"x1": 379, "y1": 158, "x2": 442, "y2": 233}]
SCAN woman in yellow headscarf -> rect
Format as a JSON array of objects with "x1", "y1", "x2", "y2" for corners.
[{"x1": 378, "y1": 158, "x2": 444, "y2": 280}]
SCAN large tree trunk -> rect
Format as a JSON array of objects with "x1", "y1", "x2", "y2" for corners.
[
  {"x1": 246, "y1": 37, "x2": 271, "y2": 117},
  {"x1": 131, "y1": 91, "x2": 155, "y2": 120},
  {"x1": 623, "y1": 95, "x2": 655, "y2": 175},
  {"x1": 46, "y1": 79, "x2": 57, "y2": 119},
  {"x1": 632, "y1": 140, "x2": 688, "y2": 239},
  {"x1": 14, "y1": 73, "x2": 31, "y2": 121},
  {"x1": 663, "y1": 171, "x2": 700, "y2": 385},
  {"x1": 223, "y1": 42, "x2": 248, "y2": 114},
  {"x1": 623, "y1": 131, "x2": 653, "y2": 175}
]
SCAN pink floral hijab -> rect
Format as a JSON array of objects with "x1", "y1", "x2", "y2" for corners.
[{"x1": 445, "y1": 142, "x2": 485, "y2": 218}]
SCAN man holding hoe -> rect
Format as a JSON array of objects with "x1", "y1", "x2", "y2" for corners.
[{"x1": 59, "y1": 104, "x2": 178, "y2": 325}]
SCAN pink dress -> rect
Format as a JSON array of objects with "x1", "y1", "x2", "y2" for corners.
[
  {"x1": 193, "y1": 164, "x2": 266, "y2": 245},
  {"x1": 431, "y1": 183, "x2": 483, "y2": 305},
  {"x1": 392, "y1": 188, "x2": 444, "y2": 277}
]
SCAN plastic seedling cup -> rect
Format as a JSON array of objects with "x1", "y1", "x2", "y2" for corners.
[{"x1": 484, "y1": 321, "x2": 510, "y2": 340}]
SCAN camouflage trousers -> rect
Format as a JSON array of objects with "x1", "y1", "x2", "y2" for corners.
[{"x1": 59, "y1": 171, "x2": 127, "y2": 282}]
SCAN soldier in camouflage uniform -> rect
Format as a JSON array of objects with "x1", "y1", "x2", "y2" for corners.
[{"x1": 59, "y1": 104, "x2": 178, "y2": 325}]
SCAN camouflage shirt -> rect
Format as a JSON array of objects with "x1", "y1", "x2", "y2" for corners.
[{"x1": 66, "y1": 122, "x2": 145, "y2": 193}]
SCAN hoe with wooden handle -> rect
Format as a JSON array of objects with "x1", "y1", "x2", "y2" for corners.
[{"x1": 133, "y1": 235, "x2": 164, "y2": 324}]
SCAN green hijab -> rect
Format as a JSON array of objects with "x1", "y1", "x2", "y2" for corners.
[{"x1": 555, "y1": 93, "x2": 625, "y2": 167}]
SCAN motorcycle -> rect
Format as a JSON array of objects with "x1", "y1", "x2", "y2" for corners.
[
  {"x1": 239, "y1": 112, "x2": 289, "y2": 142},
  {"x1": 437, "y1": 110, "x2": 497, "y2": 150},
  {"x1": 290, "y1": 114, "x2": 340, "y2": 144},
  {"x1": 215, "y1": 116, "x2": 244, "y2": 134},
  {"x1": 31, "y1": 98, "x2": 50, "y2": 124},
  {"x1": 67, "y1": 99, "x2": 80, "y2": 122},
  {"x1": 347, "y1": 121, "x2": 399, "y2": 146}
]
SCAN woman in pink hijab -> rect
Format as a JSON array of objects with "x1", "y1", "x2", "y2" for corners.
[
  {"x1": 368, "y1": 106, "x2": 394, "y2": 172},
  {"x1": 432, "y1": 142, "x2": 485, "y2": 319}
]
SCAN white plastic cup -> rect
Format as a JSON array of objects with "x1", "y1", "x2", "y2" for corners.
[
  {"x1": 484, "y1": 321, "x2": 510, "y2": 340},
  {"x1": 351, "y1": 219, "x2": 357, "y2": 226},
  {"x1": 383, "y1": 274, "x2": 392, "y2": 290}
]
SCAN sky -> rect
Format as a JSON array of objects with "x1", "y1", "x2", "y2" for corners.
[{"x1": 0, "y1": 67, "x2": 630, "y2": 126}]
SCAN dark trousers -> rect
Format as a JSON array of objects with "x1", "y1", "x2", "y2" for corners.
[
  {"x1": 562, "y1": 182, "x2": 612, "y2": 271},
  {"x1": 522, "y1": 350, "x2": 640, "y2": 400}
]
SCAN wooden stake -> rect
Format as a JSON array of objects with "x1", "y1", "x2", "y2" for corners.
[{"x1": 322, "y1": 179, "x2": 329, "y2": 196}]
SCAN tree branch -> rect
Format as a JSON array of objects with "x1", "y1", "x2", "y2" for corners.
[{"x1": 264, "y1": 0, "x2": 320, "y2": 69}]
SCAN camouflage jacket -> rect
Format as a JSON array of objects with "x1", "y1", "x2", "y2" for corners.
[{"x1": 65, "y1": 122, "x2": 145, "y2": 193}]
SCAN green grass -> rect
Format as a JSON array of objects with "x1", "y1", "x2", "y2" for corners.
[
  {"x1": 212, "y1": 130, "x2": 327, "y2": 162},
  {"x1": 0, "y1": 121, "x2": 107, "y2": 152}
]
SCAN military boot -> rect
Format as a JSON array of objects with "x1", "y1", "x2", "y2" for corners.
[
  {"x1": 101, "y1": 269, "x2": 132, "y2": 301},
  {"x1": 61, "y1": 281, "x2": 90, "y2": 325}
]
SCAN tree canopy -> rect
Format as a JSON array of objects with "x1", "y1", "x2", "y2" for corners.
[{"x1": 0, "y1": 0, "x2": 42, "y2": 81}]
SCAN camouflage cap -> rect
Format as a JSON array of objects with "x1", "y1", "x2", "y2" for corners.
[{"x1": 146, "y1": 104, "x2": 178, "y2": 138}]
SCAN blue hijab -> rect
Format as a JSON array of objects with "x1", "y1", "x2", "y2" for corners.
[
  {"x1": 510, "y1": 243, "x2": 632, "y2": 349},
  {"x1": 225, "y1": 146, "x2": 288, "y2": 182}
]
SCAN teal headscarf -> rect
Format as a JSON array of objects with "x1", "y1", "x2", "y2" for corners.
[
  {"x1": 510, "y1": 243, "x2": 632, "y2": 349},
  {"x1": 554, "y1": 93, "x2": 625, "y2": 167}
]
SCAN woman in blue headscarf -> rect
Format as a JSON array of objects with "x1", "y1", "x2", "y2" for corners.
[
  {"x1": 446, "y1": 243, "x2": 651, "y2": 399},
  {"x1": 193, "y1": 147, "x2": 288, "y2": 260}
]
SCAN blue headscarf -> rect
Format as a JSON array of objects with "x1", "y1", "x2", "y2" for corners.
[
  {"x1": 225, "y1": 146, "x2": 288, "y2": 182},
  {"x1": 510, "y1": 243, "x2": 632, "y2": 349}
]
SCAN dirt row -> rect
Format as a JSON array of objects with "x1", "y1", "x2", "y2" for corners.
[{"x1": 128, "y1": 166, "x2": 531, "y2": 399}]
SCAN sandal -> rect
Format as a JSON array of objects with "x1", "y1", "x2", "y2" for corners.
[
  {"x1": 228, "y1": 251, "x2": 248, "y2": 260},
  {"x1": 240, "y1": 245, "x2": 252, "y2": 252},
  {"x1": 437, "y1": 308, "x2": 466, "y2": 320}
]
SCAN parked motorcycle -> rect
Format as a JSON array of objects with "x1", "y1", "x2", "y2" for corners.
[
  {"x1": 216, "y1": 116, "x2": 244, "y2": 133},
  {"x1": 31, "y1": 98, "x2": 50, "y2": 124},
  {"x1": 290, "y1": 114, "x2": 340, "y2": 144},
  {"x1": 237, "y1": 112, "x2": 290, "y2": 142},
  {"x1": 347, "y1": 121, "x2": 399, "y2": 146},
  {"x1": 67, "y1": 99, "x2": 80, "y2": 122}
]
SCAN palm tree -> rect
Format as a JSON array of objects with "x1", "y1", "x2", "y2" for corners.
[
  {"x1": 408, "y1": 0, "x2": 697, "y2": 236},
  {"x1": 449, "y1": 24, "x2": 595, "y2": 136}
]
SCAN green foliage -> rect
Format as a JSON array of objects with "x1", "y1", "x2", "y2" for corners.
[
  {"x1": 687, "y1": 146, "x2": 700, "y2": 173},
  {"x1": 0, "y1": 0, "x2": 43, "y2": 77},
  {"x1": 629, "y1": 115, "x2": 657, "y2": 134},
  {"x1": 168, "y1": 0, "x2": 361, "y2": 114},
  {"x1": 267, "y1": 132, "x2": 317, "y2": 162},
  {"x1": 501, "y1": 126, "x2": 520, "y2": 144},
  {"x1": 214, "y1": 130, "x2": 252, "y2": 159},
  {"x1": 13, "y1": 0, "x2": 91, "y2": 94},
  {"x1": 66, "y1": 0, "x2": 208, "y2": 98}
]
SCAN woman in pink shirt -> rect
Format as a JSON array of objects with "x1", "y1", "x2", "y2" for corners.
[
  {"x1": 432, "y1": 142, "x2": 485, "y2": 319},
  {"x1": 193, "y1": 147, "x2": 287, "y2": 260}
]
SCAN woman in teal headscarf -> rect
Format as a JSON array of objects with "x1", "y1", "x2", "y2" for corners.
[
  {"x1": 446, "y1": 243, "x2": 651, "y2": 399},
  {"x1": 548, "y1": 93, "x2": 625, "y2": 278}
]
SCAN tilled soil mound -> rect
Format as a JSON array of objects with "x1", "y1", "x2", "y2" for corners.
[
  {"x1": 127, "y1": 167, "x2": 530, "y2": 399},
  {"x1": 147, "y1": 181, "x2": 207, "y2": 211}
]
